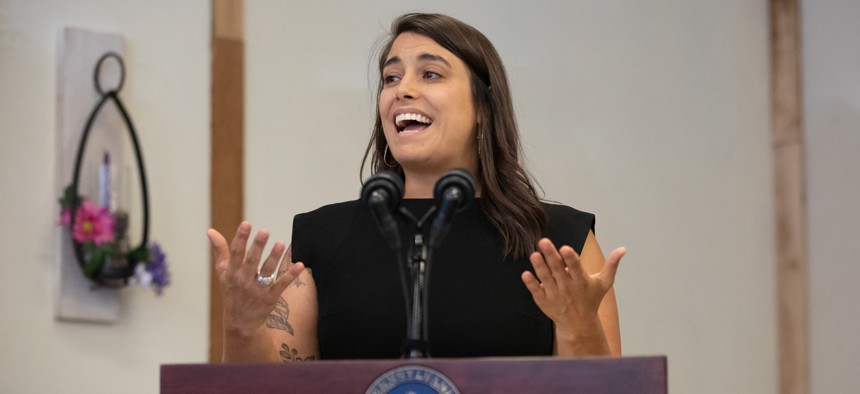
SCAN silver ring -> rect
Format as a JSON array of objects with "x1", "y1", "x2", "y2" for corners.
[
  {"x1": 257, "y1": 258, "x2": 284, "y2": 288},
  {"x1": 256, "y1": 274, "x2": 275, "y2": 287}
]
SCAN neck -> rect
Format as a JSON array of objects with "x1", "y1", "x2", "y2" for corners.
[
  {"x1": 402, "y1": 171, "x2": 438, "y2": 199},
  {"x1": 401, "y1": 164, "x2": 481, "y2": 199}
]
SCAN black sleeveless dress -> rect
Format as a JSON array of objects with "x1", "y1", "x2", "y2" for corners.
[{"x1": 291, "y1": 199, "x2": 594, "y2": 359}]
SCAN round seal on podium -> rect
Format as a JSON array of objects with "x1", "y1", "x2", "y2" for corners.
[{"x1": 364, "y1": 365, "x2": 460, "y2": 394}]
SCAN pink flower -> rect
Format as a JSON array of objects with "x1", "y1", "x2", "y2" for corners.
[
  {"x1": 59, "y1": 208, "x2": 71, "y2": 225},
  {"x1": 71, "y1": 200, "x2": 115, "y2": 245}
]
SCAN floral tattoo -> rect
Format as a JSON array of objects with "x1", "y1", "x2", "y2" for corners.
[
  {"x1": 266, "y1": 297, "x2": 294, "y2": 335},
  {"x1": 280, "y1": 343, "x2": 315, "y2": 362}
]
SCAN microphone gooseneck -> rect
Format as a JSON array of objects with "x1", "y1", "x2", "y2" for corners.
[
  {"x1": 420, "y1": 168, "x2": 476, "y2": 357},
  {"x1": 361, "y1": 171, "x2": 411, "y2": 340}
]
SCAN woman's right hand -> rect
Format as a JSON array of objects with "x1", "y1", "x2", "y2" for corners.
[{"x1": 208, "y1": 221, "x2": 305, "y2": 337}]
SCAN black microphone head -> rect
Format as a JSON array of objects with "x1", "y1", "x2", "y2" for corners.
[
  {"x1": 433, "y1": 168, "x2": 475, "y2": 212},
  {"x1": 361, "y1": 171, "x2": 405, "y2": 210}
]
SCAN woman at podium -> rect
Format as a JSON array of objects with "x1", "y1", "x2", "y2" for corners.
[{"x1": 208, "y1": 13, "x2": 625, "y2": 363}]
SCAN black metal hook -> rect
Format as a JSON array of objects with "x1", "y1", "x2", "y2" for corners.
[
  {"x1": 68, "y1": 52, "x2": 150, "y2": 288},
  {"x1": 94, "y1": 52, "x2": 125, "y2": 96}
]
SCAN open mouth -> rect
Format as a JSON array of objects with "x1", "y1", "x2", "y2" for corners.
[{"x1": 395, "y1": 113, "x2": 433, "y2": 133}]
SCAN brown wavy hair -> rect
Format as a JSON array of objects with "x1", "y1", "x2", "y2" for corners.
[{"x1": 361, "y1": 13, "x2": 546, "y2": 259}]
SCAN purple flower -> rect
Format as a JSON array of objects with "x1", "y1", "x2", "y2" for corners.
[
  {"x1": 146, "y1": 242, "x2": 170, "y2": 295},
  {"x1": 71, "y1": 200, "x2": 115, "y2": 245}
]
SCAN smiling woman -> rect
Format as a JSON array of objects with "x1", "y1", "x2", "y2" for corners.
[
  {"x1": 209, "y1": 12, "x2": 625, "y2": 363},
  {"x1": 379, "y1": 32, "x2": 480, "y2": 193},
  {"x1": 366, "y1": 15, "x2": 547, "y2": 260}
]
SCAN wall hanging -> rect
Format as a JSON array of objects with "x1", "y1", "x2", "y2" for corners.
[{"x1": 54, "y1": 28, "x2": 169, "y2": 323}]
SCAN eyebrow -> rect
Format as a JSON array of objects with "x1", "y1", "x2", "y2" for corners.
[{"x1": 382, "y1": 53, "x2": 452, "y2": 69}]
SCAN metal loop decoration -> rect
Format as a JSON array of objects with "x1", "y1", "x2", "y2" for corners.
[
  {"x1": 68, "y1": 52, "x2": 150, "y2": 288},
  {"x1": 94, "y1": 52, "x2": 125, "y2": 96}
]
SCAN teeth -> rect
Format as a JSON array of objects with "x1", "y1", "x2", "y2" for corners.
[{"x1": 395, "y1": 113, "x2": 432, "y2": 128}]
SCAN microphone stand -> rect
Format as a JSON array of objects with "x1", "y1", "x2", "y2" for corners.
[
  {"x1": 398, "y1": 206, "x2": 435, "y2": 359},
  {"x1": 405, "y1": 231, "x2": 428, "y2": 358},
  {"x1": 400, "y1": 199, "x2": 456, "y2": 358},
  {"x1": 399, "y1": 170, "x2": 474, "y2": 359},
  {"x1": 373, "y1": 168, "x2": 473, "y2": 359}
]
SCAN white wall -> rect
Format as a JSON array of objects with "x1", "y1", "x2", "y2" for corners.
[
  {"x1": 802, "y1": 1, "x2": 860, "y2": 393},
  {"x1": 0, "y1": 1, "x2": 210, "y2": 393},
  {"x1": 245, "y1": 2, "x2": 775, "y2": 393},
  {"x1": 6, "y1": 1, "x2": 855, "y2": 393}
]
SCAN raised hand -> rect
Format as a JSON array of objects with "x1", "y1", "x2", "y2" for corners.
[
  {"x1": 208, "y1": 221, "x2": 305, "y2": 337},
  {"x1": 521, "y1": 237, "x2": 625, "y2": 355}
]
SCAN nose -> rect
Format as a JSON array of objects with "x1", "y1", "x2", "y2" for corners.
[{"x1": 395, "y1": 75, "x2": 418, "y2": 101}]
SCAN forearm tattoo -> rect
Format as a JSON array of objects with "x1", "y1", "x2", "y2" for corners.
[
  {"x1": 280, "y1": 343, "x2": 316, "y2": 362},
  {"x1": 266, "y1": 297, "x2": 294, "y2": 335}
]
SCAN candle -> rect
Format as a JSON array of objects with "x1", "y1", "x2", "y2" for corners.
[{"x1": 98, "y1": 151, "x2": 111, "y2": 209}]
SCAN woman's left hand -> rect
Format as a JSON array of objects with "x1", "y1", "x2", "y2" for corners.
[{"x1": 522, "y1": 238, "x2": 626, "y2": 354}]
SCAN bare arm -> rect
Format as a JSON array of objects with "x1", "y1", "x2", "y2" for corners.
[
  {"x1": 556, "y1": 231, "x2": 621, "y2": 356},
  {"x1": 266, "y1": 260, "x2": 318, "y2": 362},
  {"x1": 522, "y1": 230, "x2": 625, "y2": 357},
  {"x1": 221, "y1": 266, "x2": 319, "y2": 363},
  {"x1": 210, "y1": 223, "x2": 319, "y2": 363}
]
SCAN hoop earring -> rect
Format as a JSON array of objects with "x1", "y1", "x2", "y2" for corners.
[{"x1": 383, "y1": 144, "x2": 397, "y2": 167}]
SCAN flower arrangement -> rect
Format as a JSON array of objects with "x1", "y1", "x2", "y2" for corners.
[{"x1": 59, "y1": 185, "x2": 170, "y2": 295}]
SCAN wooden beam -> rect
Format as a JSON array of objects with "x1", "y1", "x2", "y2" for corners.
[
  {"x1": 770, "y1": 0, "x2": 809, "y2": 393},
  {"x1": 210, "y1": 0, "x2": 244, "y2": 363}
]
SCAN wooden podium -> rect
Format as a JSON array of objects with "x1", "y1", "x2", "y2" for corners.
[{"x1": 161, "y1": 356, "x2": 666, "y2": 393}]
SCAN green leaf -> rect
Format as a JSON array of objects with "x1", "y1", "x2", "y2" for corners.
[
  {"x1": 83, "y1": 249, "x2": 106, "y2": 278},
  {"x1": 83, "y1": 242, "x2": 97, "y2": 254},
  {"x1": 102, "y1": 242, "x2": 118, "y2": 255},
  {"x1": 59, "y1": 185, "x2": 79, "y2": 209},
  {"x1": 129, "y1": 245, "x2": 149, "y2": 263}
]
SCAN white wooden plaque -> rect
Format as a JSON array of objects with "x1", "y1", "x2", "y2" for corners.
[{"x1": 54, "y1": 27, "x2": 125, "y2": 323}]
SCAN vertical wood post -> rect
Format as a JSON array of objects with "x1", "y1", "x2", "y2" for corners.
[
  {"x1": 770, "y1": 0, "x2": 809, "y2": 392},
  {"x1": 210, "y1": 0, "x2": 244, "y2": 363}
]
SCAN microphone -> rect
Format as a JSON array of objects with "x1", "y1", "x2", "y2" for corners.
[
  {"x1": 362, "y1": 172, "x2": 412, "y2": 350},
  {"x1": 361, "y1": 171, "x2": 405, "y2": 250},
  {"x1": 428, "y1": 168, "x2": 475, "y2": 249}
]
